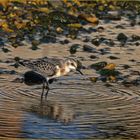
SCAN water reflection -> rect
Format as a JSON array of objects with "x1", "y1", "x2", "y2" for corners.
[{"x1": 28, "y1": 100, "x2": 75, "y2": 124}]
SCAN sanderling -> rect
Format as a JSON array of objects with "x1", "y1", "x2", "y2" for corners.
[{"x1": 19, "y1": 57, "x2": 83, "y2": 100}]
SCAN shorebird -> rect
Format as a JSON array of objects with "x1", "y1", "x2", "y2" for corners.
[{"x1": 19, "y1": 57, "x2": 83, "y2": 100}]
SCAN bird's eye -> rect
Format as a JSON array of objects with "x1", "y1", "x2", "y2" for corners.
[{"x1": 71, "y1": 63, "x2": 74, "y2": 66}]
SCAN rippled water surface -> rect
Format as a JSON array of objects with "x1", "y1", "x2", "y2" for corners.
[{"x1": 0, "y1": 74, "x2": 140, "y2": 139}]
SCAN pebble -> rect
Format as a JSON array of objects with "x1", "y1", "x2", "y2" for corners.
[{"x1": 83, "y1": 45, "x2": 96, "y2": 53}]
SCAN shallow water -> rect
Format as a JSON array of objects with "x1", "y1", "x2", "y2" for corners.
[
  {"x1": 0, "y1": 11, "x2": 140, "y2": 139},
  {"x1": 0, "y1": 74, "x2": 140, "y2": 139}
]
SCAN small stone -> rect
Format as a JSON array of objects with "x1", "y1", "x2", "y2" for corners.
[
  {"x1": 69, "y1": 44, "x2": 80, "y2": 54},
  {"x1": 40, "y1": 35, "x2": 56, "y2": 43},
  {"x1": 115, "y1": 25, "x2": 125, "y2": 29},
  {"x1": 2, "y1": 48, "x2": 10, "y2": 53},
  {"x1": 131, "y1": 35, "x2": 140, "y2": 42},
  {"x1": 59, "y1": 39, "x2": 69, "y2": 44},
  {"x1": 83, "y1": 36, "x2": 90, "y2": 42},
  {"x1": 135, "y1": 42, "x2": 140, "y2": 46},
  {"x1": 90, "y1": 61, "x2": 107, "y2": 71},
  {"x1": 91, "y1": 38, "x2": 100, "y2": 46},
  {"x1": 89, "y1": 77, "x2": 98, "y2": 83},
  {"x1": 117, "y1": 33, "x2": 128, "y2": 44},
  {"x1": 30, "y1": 45, "x2": 39, "y2": 50},
  {"x1": 108, "y1": 56, "x2": 119, "y2": 60},
  {"x1": 90, "y1": 55, "x2": 98, "y2": 59},
  {"x1": 83, "y1": 45, "x2": 96, "y2": 53},
  {"x1": 97, "y1": 26, "x2": 104, "y2": 32},
  {"x1": 122, "y1": 65, "x2": 131, "y2": 69}
]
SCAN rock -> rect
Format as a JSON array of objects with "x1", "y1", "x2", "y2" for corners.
[
  {"x1": 129, "y1": 59, "x2": 136, "y2": 62},
  {"x1": 98, "y1": 13, "x2": 121, "y2": 20},
  {"x1": 108, "y1": 56, "x2": 119, "y2": 60},
  {"x1": 131, "y1": 35, "x2": 140, "y2": 42},
  {"x1": 59, "y1": 39, "x2": 69, "y2": 44},
  {"x1": 115, "y1": 25, "x2": 125, "y2": 29},
  {"x1": 88, "y1": 27, "x2": 97, "y2": 32},
  {"x1": 10, "y1": 62, "x2": 20, "y2": 68},
  {"x1": 99, "y1": 48, "x2": 110, "y2": 55},
  {"x1": 0, "y1": 38, "x2": 4, "y2": 46},
  {"x1": 14, "y1": 57, "x2": 21, "y2": 62},
  {"x1": 90, "y1": 55, "x2": 98, "y2": 59},
  {"x1": 31, "y1": 40, "x2": 40, "y2": 46},
  {"x1": 135, "y1": 42, "x2": 140, "y2": 46},
  {"x1": 83, "y1": 36, "x2": 90, "y2": 42},
  {"x1": 83, "y1": 45, "x2": 96, "y2": 53},
  {"x1": 117, "y1": 33, "x2": 128, "y2": 45},
  {"x1": 91, "y1": 38, "x2": 100, "y2": 46},
  {"x1": 69, "y1": 44, "x2": 80, "y2": 54},
  {"x1": 89, "y1": 77, "x2": 98, "y2": 83},
  {"x1": 0, "y1": 69, "x2": 17, "y2": 75},
  {"x1": 130, "y1": 20, "x2": 136, "y2": 26},
  {"x1": 90, "y1": 61, "x2": 107, "y2": 71},
  {"x1": 40, "y1": 35, "x2": 56, "y2": 43},
  {"x1": 97, "y1": 26, "x2": 104, "y2": 32},
  {"x1": 30, "y1": 45, "x2": 39, "y2": 50},
  {"x1": 130, "y1": 70, "x2": 140, "y2": 75},
  {"x1": 122, "y1": 80, "x2": 133, "y2": 87},
  {"x1": 122, "y1": 64, "x2": 131, "y2": 69},
  {"x1": 99, "y1": 69, "x2": 120, "y2": 77},
  {"x1": 2, "y1": 47, "x2": 10, "y2": 53}
]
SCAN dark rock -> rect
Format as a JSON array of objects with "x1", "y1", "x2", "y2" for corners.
[
  {"x1": 115, "y1": 25, "x2": 125, "y2": 29},
  {"x1": 129, "y1": 59, "x2": 136, "y2": 62},
  {"x1": 31, "y1": 40, "x2": 40, "y2": 46},
  {"x1": 130, "y1": 70, "x2": 140, "y2": 75},
  {"x1": 99, "y1": 69, "x2": 120, "y2": 77},
  {"x1": 97, "y1": 26, "x2": 104, "y2": 32},
  {"x1": 88, "y1": 27, "x2": 97, "y2": 32},
  {"x1": 40, "y1": 35, "x2": 56, "y2": 43},
  {"x1": 117, "y1": 33, "x2": 128, "y2": 45},
  {"x1": 132, "y1": 79, "x2": 140, "y2": 86},
  {"x1": 2, "y1": 48, "x2": 11, "y2": 53},
  {"x1": 30, "y1": 45, "x2": 39, "y2": 50},
  {"x1": 59, "y1": 39, "x2": 69, "y2": 44},
  {"x1": 14, "y1": 57, "x2": 21, "y2": 62},
  {"x1": 98, "y1": 13, "x2": 121, "y2": 20},
  {"x1": 100, "y1": 77, "x2": 107, "y2": 82},
  {"x1": 90, "y1": 55, "x2": 98, "y2": 59},
  {"x1": 83, "y1": 36, "x2": 90, "y2": 42},
  {"x1": 135, "y1": 42, "x2": 140, "y2": 46},
  {"x1": 0, "y1": 38, "x2": 4, "y2": 46},
  {"x1": 131, "y1": 35, "x2": 140, "y2": 42},
  {"x1": 108, "y1": 56, "x2": 119, "y2": 60},
  {"x1": 10, "y1": 62, "x2": 20, "y2": 68},
  {"x1": 0, "y1": 70, "x2": 17, "y2": 75},
  {"x1": 83, "y1": 45, "x2": 96, "y2": 53},
  {"x1": 122, "y1": 80, "x2": 133, "y2": 87},
  {"x1": 69, "y1": 44, "x2": 80, "y2": 54},
  {"x1": 130, "y1": 20, "x2": 136, "y2": 27},
  {"x1": 122, "y1": 64, "x2": 131, "y2": 69},
  {"x1": 90, "y1": 61, "x2": 107, "y2": 71},
  {"x1": 99, "y1": 48, "x2": 110, "y2": 55},
  {"x1": 91, "y1": 38, "x2": 100, "y2": 46}
]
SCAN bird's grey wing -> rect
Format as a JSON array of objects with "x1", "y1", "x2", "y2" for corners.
[
  {"x1": 21, "y1": 59, "x2": 57, "y2": 77},
  {"x1": 40, "y1": 57, "x2": 64, "y2": 67}
]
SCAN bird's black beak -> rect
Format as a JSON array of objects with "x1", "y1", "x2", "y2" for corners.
[{"x1": 76, "y1": 69, "x2": 84, "y2": 75}]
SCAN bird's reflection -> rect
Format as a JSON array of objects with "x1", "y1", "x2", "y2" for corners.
[{"x1": 28, "y1": 100, "x2": 75, "y2": 124}]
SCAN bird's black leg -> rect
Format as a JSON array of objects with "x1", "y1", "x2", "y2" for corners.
[
  {"x1": 45, "y1": 80, "x2": 50, "y2": 100},
  {"x1": 41, "y1": 81, "x2": 45, "y2": 101}
]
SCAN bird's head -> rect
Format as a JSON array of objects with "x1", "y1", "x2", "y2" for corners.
[{"x1": 65, "y1": 58, "x2": 83, "y2": 75}]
